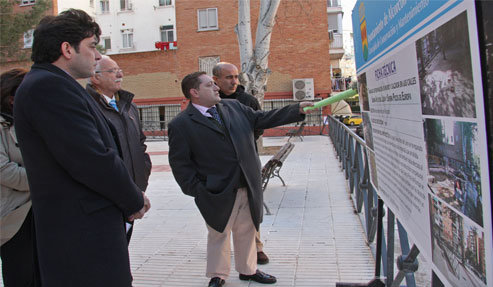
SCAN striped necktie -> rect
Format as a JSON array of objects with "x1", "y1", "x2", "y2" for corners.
[{"x1": 207, "y1": 106, "x2": 223, "y2": 126}]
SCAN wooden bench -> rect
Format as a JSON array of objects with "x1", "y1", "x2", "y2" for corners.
[
  {"x1": 261, "y1": 142, "x2": 295, "y2": 214},
  {"x1": 285, "y1": 122, "x2": 306, "y2": 142}
]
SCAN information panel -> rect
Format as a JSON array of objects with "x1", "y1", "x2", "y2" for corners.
[{"x1": 352, "y1": 0, "x2": 491, "y2": 285}]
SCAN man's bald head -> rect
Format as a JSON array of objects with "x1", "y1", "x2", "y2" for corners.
[{"x1": 212, "y1": 62, "x2": 239, "y2": 96}]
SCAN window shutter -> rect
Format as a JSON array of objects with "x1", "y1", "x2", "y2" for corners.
[
  {"x1": 104, "y1": 38, "x2": 111, "y2": 49},
  {"x1": 199, "y1": 10, "x2": 207, "y2": 29},
  {"x1": 208, "y1": 9, "x2": 217, "y2": 28}
]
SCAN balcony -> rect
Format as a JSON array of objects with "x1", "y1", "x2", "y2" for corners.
[
  {"x1": 327, "y1": 0, "x2": 343, "y2": 14},
  {"x1": 329, "y1": 32, "x2": 344, "y2": 60},
  {"x1": 155, "y1": 41, "x2": 178, "y2": 51}
]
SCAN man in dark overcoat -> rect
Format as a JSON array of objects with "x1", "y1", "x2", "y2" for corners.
[
  {"x1": 213, "y1": 62, "x2": 269, "y2": 264},
  {"x1": 87, "y1": 55, "x2": 152, "y2": 243},
  {"x1": 14, "y1": 9, "x2": 150, "y2": 286},
  {"x1": 168, "y1": 71, "x2": 312, "y2": 287}
]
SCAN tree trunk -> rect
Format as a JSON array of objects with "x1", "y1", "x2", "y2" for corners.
[
  {"x1": 235, "y1": 0, "x2": 281, "y2": 152},
  {"x1": 235, "y1": 0, "x2": 281, "y2": 108}
]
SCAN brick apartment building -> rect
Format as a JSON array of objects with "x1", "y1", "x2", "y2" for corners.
[
  {"x1": 110, "y1": 0, "x2": 332, "y2": 100},
  {"x1": 2, "y1": 0, "x2": 335, "y2": 136},
  {"x1": 105, "y1": 0, "x2": 332, "y2": 135}
]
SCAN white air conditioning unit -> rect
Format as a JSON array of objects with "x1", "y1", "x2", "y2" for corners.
[{"x1": 292, "y1": 78, "x2": 314, "y2": 101}]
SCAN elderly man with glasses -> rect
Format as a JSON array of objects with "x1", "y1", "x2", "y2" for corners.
[{"x1": 87, "y1": 55, "x2": 152, "y2": 243}]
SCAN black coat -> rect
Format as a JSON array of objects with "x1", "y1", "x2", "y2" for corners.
[
  {"x1": 168, "y1": 99, "x2": 304, "y2": 232},
  {"x1": 86, "y1": 84, "x2": 151, "y2": 191},
  {"x1": 219, "y1": 85, "x2": 263, "y2": 140},
  {"x1": 14, "y1": 63, "x2": 144, "y2": 287}
]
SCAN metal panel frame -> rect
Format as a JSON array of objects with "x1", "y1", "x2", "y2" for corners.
[{"x1": 330, "y1": 116, "x2": 420, "y2": 287}]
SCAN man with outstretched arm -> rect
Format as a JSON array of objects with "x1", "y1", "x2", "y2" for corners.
[{"x1": 168, "y1": 71, "x2": 313, "y2": 287}]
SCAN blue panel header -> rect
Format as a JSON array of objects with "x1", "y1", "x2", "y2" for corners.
[{"x1": 351, "y1": 0, "x2": 460, "y2": 70}]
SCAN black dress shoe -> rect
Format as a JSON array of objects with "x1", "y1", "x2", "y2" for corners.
[
  {"x1": 208, "y1": 277, "x2": 225, "y2": 287},
  {"x1": 239, "y1": 269, "x2": 277, "y2": 284},
  {"x1": 257, "y1": 251, "x2": 269, "y2": 264}
]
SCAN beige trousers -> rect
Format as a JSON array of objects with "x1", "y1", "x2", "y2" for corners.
[
  {"x1": 206, "y1": 188, "x2": 257, "y2": 279},
  {"x1": 255, "y1": 230, "x2": 263, "y2": 252}
]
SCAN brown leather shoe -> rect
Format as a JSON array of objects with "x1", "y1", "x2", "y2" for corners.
[
  {"x1": 257, "y1": 251, "x2": 269, "y2": 264},
  {"x1": 239, "y1": 269, "x2": 276, "y2": 284},
  {"x1": 208, "y1": 277, "x2": 225, "y2": 287}
]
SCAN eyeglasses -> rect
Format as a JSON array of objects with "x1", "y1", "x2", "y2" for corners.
[{"x1": 96, "y1": 68, "x2": 123, "y2": 74}]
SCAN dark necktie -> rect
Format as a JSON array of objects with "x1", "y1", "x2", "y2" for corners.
[{"x1": 207, "y1": 106, "x2": 223, "y2": 126}]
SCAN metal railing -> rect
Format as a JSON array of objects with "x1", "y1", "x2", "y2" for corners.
[
  {"x1": 329, "y1": 116, "x2": 420, "y2": 287},
  {"x1": 137, "y1": 104, "x2": 181, "y2": 140},
  {"x1": 330, "y1": 33, "x2": 344, "y2": 50},
  {"x1": 141, "y1": 120, "x2": 166, "y2": 141},
  {"x1": 263, "y1": 98, "x2": 323, "y2": 128},
  {"x1": 136, "y1": 100, "x2": 326, "y2": 140}
]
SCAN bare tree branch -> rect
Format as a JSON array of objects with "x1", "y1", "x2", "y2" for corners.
[
  {"x1": 236, "y1": 0, "x2": 280, "y2": 103},
  {"x1": 236, "y1": 0, "x2": 253, "y2": 77}
]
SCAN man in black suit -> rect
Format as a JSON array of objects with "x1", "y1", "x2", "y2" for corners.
[
  {"x1": 14, "y1": 9, "x2": 150, "y2": 286},
  {"x1": 168, "y1": 71, "x2": 312, "y2": 287}
]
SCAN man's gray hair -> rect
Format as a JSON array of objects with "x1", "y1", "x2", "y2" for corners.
[
  {"x1": 87, "y1": 55, "x2": 111, "y2": 84},
  {"x1": 212, "y1": 62, "x2": 235, "y2": 77}
]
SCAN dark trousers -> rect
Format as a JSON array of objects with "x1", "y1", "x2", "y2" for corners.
[{"x1": 1, "y1": 209, "x2": 35, "y2": 287}]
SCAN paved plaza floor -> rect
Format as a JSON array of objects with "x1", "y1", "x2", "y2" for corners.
[
  {"x1": 0, "y1": 135, "x2": 376, "y2": 286},
  {"x1": 129, "y1": 135, "x2": 375, "y2": 286}
]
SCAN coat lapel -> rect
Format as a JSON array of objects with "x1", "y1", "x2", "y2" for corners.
[
  {"x1": 187, "y1": 103, "x2": 224, "y2": 134},
  {"x1": 216, "y1": 102, "x2": 243, "y2": 159},
  {"x1": 216, "y1": 102, "x2": 232, "y2": 132}
]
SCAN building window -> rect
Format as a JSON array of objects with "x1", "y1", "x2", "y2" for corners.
[
  {"x1": 159, "y1": 0, "x2": 172, "y2": 6},
  {"x1": 90, "y1": 0, "x2": 94, "y2": 7},
  {"x1": 100, "y1": 0, "x2": 109, "y2": 13},
  {"x1": 327, "y1": 0, "x2": 340, "y2": 7},
  {"x1": 120, "y1": 0, "x2": 132, "y2": 11},
  {"x1": 327, "y1": 14, "x2": 338, "y2": 32},
  {"x1": 160, "y1": 25, "x2": 174, "y2": 42},
  {"x1": 102, "y1": 37, "x2": 111, "y2": 50},
  {"x1": 197, "y1": 8, "x2": 218, "y2": 31},
  {"x1": 23, "y1": 29, "x2": 34, "y2": 48},
  {"x1": 121, "y1": 30, "x2": 133, "y2": 48},
  {"x1": 20, "y1": 0, "x2": 35, "y2": 5},
  {"x1": 199, "y1": 56, "x2": 220, "y2": 76}
]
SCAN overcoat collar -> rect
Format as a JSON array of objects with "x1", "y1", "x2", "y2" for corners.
[
  {"x1": 186, "y1": 101, "x2": 232, "y2": 134},
  {"x1": 31, "y1": 63, "x2": 119, "y2": 151},
  {"x1": 31, "y1": 63, "x2": 90, "y2": 98},
  {"x1": 86, "y1": 84, "x2": 134, "y2": 113},
  {"x1": 32, "y1": 63, "x2": 81, "y2": 87}
]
